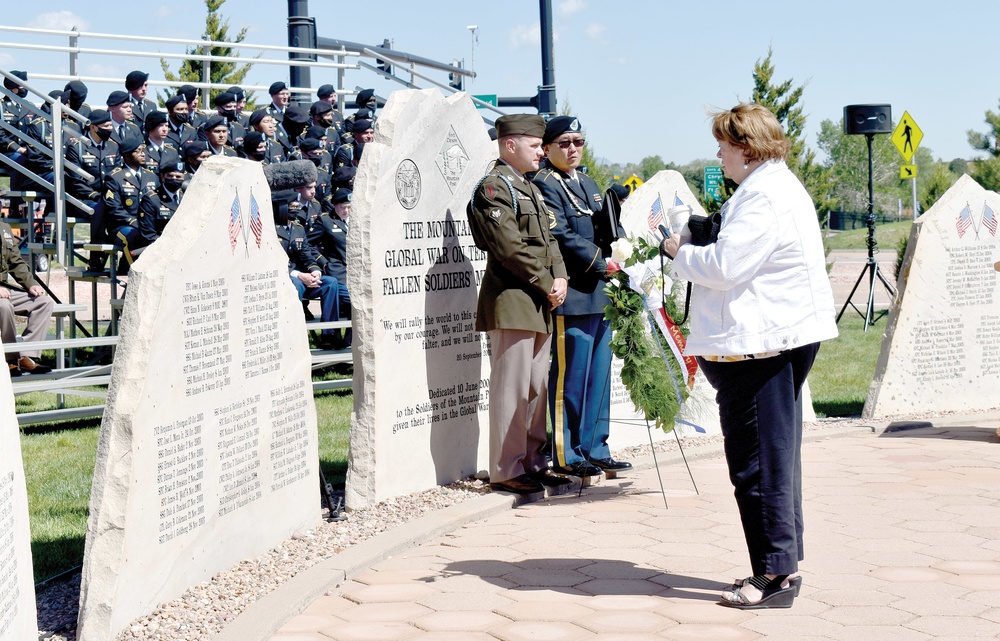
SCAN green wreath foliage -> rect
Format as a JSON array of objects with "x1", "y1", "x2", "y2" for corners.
[{"x1": 603, "y1": 238, "x2": 689, "y2": 432}]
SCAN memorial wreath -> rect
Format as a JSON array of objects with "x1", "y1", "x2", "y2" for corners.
[{"x1": 603, "y1": 236, "x2": 697, "y2": 432}]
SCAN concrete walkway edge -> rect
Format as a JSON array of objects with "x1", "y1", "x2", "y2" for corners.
[{"x1": 213, "y1": 422, "x2": 877, "y2": 641}]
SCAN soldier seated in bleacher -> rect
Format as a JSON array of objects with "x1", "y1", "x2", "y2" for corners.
[
  {"x1": 134, "y1": 152, "x2": 185, "y2": 247},
  {"x1": 272, "y1": 190, "x2": 343, "y2": 349},
  {"x1": 1, "y1": 220, "x2": 53, "y2": 375},
  {"x1": 143, "y1": 111, "x2": 176, "y2": 174},
  {"x1": 98, "y1": 134, "x2": 158, "y2": 274},
  {"x1": 64, "y1": 108, "x2": 118, "y2": 222}
]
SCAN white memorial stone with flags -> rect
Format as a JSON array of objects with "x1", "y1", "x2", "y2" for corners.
[
  {"x1": 865, "y1": 174, "x2": 1000, "y2": 418},
  {"x1": 0, "y1": 367, "x2": 36, "y2": 640},
  {"x1": 346, "y1": 89, "x2": 497, "y2": 508},
  {"x1": 77, "y1": 156, "x2": 320, "y2": 640}
]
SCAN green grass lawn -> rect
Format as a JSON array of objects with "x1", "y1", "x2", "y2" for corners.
[
  {"x1": 809, "y1": 314, "x2": 886, "y2": 417},
  {"x1": 824, "y1": 220, "x2": 912, "y2": 252}
]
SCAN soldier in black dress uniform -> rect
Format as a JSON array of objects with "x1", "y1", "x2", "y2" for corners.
[
  {"x1": 106, "y1": 91, "x2": 141, "y2": 145},
  {"x1": 533, "y1": 116, "x2": 631, "y2": 477},
  {"x1": 135, "y1": 152, "x2": 185, "y2": 247},
  {"x1": 143, "y1": 111, "x2": 176, "y2": 174}
]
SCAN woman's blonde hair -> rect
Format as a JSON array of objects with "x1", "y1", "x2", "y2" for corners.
[{"x1": 711, "y1": 103, "x2": 791, "y2": 162}]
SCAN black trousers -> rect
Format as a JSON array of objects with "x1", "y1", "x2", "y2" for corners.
[{"x1": 698, "y1": 343, "x2": 820, "y2": 576}]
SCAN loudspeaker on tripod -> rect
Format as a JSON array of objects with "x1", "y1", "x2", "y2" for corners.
[{"x1": 843, "y1": 104, "x2": 892, "y2": 135}]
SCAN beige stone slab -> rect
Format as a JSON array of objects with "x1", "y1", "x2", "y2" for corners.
[
  {"x1": 0, "y1": 362, "x2": 37, "y2": 640},
  {"x1": 492, "y1": 600, "x2": 595, "y2": 621},
  {"x1": 337, "y1": 602, "x2": 433, "y2": 623},
  {"x1": 77, "y1": 157, "x2": 320, "y2": 641},
  {"x1": 490, "y1": 620, "x2": 597, "y2": 641},
  {"x1": 817, "y1": 605, "x2": 917, "y2": 625},
  {"x1": 317, "y1": 621, "x2": 420, "y2": 641},
  {"x1": 412, "y1": 610, "x2": 510, "y2": 631},
  {"x1": 658, "y1": 625, "x2": 762, "y2": 641},
  {"x1": 341, "y1": 583, "x2": 438, "y2": 604},
  {"x1": 576, "y1": 609, "x2": 677, "y2": 633},
  {"x1": 906, "y1": 614, "x2": 1000, "y2": 637},
  {"x1": 345, "y1": 89, "x2": 496, "y2": 508}
]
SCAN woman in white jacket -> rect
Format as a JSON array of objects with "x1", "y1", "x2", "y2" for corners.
[{"x1": 662, "y1": 103, "x2": 838, "y2": 609}]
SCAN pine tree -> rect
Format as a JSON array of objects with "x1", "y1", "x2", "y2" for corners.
[{"x1": 158, "y1": 0, "x2": 255, "y2": 107}]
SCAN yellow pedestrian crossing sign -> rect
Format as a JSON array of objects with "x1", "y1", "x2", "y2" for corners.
[
  {"x1": 900, "y1": 164, "x2": 918, "y2": 179},
  {"x1": 623, "y1": 174, "x2": 644, "y2": 191},
  {"x1": 891, "y1": 111, "x2": 923, "y2": 163}
]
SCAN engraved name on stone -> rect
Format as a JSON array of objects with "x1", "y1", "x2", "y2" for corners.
[{"x1": 0, "y1": 471, "x2": 21, "y2": 636}]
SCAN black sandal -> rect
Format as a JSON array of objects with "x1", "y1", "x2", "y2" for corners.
[{"x1": 720, "y1": 575, "x2": 796, "y2": 609}]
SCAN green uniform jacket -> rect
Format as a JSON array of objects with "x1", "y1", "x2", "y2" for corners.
[
  {"x1": 0, "y1": 223, "x2": 39, "y2": 290},
  {"x1": 473, "y1": 161, "x2": 567, "y2": 334}
]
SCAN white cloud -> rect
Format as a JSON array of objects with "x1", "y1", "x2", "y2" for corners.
[
  {"x1": 154, "y1": 6, "x2": 173, "y2": 21},
  {"x1": 584, "y1": 23, "x2": 606, "y2": 41},
  {"x1": 0, "y1": 54, "x2": 14, "y2": 68},
  {"x1": 509, "y1": 23, "x2": 541, "y2": 50},
  {"x1": 559, "y1": 0, "x2": 587, "y2": 17},
  {"x1": 83, "y1": 62, "x2": 123, "y2": 81},
  {"x1": 26, "y1": 11, "x2": 89, "y2": 32}
]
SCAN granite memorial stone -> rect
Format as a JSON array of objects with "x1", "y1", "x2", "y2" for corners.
[
  {"x1": 865, "y1": 174, "x2": 1000, "y2": 418},
  {"x1": 0, "y1": 366, "x2": 37, "y2": 640},
  {"x1": 78, "y1": 156, "x2": 320, "y2": 640},
  {"x1": 346, "y1": 89, "x2": 496, "y2": 508}
]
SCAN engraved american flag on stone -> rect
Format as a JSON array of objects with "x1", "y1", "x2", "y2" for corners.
[
  {"x1": 249, "y1": 190, "x2": 262, "y2": 247},
  {"x1": 982, "y1": 203, "x2": 997, "y2": 237},
  {"x1": 229, "y1": 193, "x2": 242, "y2": 252},
  {"x1": 956, "y1": 204, "x2": 973, "y2": 238}
]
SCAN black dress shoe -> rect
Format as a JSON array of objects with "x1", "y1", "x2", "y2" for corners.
[
  {"x1": 529, "y1": 468, "x2": 573, "y2": 487},
  {"x1": 590, "y1": 457, "x2": 633, "y2": 471},
  {"x1": 552, "y1": 461, "x2": 602, "y2": 477},
  {"x1": 490, "y1": 476, "x2": 544, "y2": 495}
]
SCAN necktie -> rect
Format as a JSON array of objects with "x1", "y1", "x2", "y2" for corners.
[{"x1": 118, "y1": 125, "x2": 125, "y2": 139}]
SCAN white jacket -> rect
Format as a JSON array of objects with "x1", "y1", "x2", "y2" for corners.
[{"x1": 671, "y1": 160, "x2": 838, "y2": 356}]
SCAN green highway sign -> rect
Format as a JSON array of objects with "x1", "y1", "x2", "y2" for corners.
[
  {"x1": 705, "y1": 166, "x2": 724, "y2": 202},
  {"x1": 472, "y1": 94, "x2": 498, "y2": 109}
]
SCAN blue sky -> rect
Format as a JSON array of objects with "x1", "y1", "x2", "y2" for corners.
[{"x1": 0, "y1": 1, "x2": 996, "y2": 167}]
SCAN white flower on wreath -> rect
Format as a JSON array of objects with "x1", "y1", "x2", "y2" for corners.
[{"x1": 610, "y1": 238, "x2": 633, "y2": 264}]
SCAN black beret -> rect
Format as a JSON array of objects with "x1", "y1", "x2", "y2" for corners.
[
  {"x1": 183, "y1": 140, "x2": 207, "y2": 157},
  {"x1": 203, "y1": 114, "x2": 228, "y2": 131},
  {"x1": 4, "y1": 70, "x2": 27, "y2": 90},
  {"x1": 64, "y1": 80, "x2": 88, "y2": 101},
  {"x1": 159, "y1": 152, "x2": 185, "y2": 174},
  {"x1": 125, "y1": 70, "x2": 148, "y2": 91},
  {"x1": 48, "y1": 89, "x2": 68, "y2": 103},
  {"x1": 298, "y1": 137, "x2": 322, "y2": 152},
  {"x1": 106, "y1": 90, "x2": 130, "y2": 107},
  {"x1": 317, "y1": 84, "x2": 336, "y2": 99},
  {"x1": 496, "y1": 114, "x2": 545, "y2": 138},
  {"x1": 178, "y1": 85, "x2": 198, "y2": 102},
  {"x1": 165, "y1": 95, "x2": 185, "y2": 111},
  {"x1": 353, "y1": 108, "x2": 372, "y2": 121},
  {"x1": 271, "y1": 189, "x2": 296, "y2": 203},
  {"x1": 214, "y1": 92, "x2": 237, "y2": 107},
  {"x1": 352, "y1": 119, "x2": 373, "y2": 133},
  {"x1": 306, "y1": 125, "x2": 328, "y2": 140},
  {"x1": 88, "y1": 109, "x2": 111, "y2": 125},
  {"x1": 487, "y1": 126, "x2": 498, "y2": 141},
  {"x1": 248, "y1": 109, "x2": 270, "y2": 128},
  {"x1": 332, "y1": 188, "x2": 352, "y2": 204},
  {"x1": 144, "y1": 110, "x2": 168, "y2": 131},
  {"x1": 310, "y1": 100, "x2": 332, "y2": 116},
  {"x1": 355, "y1": 88, "x2": 374, "y2": 107},
  {"x1": 268, "y1": 81, "x2": 288, "y2": 95},
  {"x1": 283, "y1": 106, "x2": 309, "y2": 125},
  {"x1": 226, "y1": 86, "x2": 245, "y2": 101},
  {"x1": 543, "y1": 115, "x2": 583, "y2": 145},
  {"x1": 332, "y1": 165, "x2": 356, "y2": 185},
  {"x1": 242, "y1": 131, "x2": 265, "y2": 153},
  {"x1": 119, "y1": 134, "x2": 145, "y2": 155}
]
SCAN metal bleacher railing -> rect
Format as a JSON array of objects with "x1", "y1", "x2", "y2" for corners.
[{"x1": 0, "y1": 25, "x2": 481, "y2": 425}]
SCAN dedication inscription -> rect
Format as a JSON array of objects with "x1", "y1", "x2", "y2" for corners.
[
  {"x1": 865, "y1": 175, "x2": 1000, "y2": 418},
  {"x1": 78, "y1": 157, "x2": 319, "y2": 641},
  {"x1": 347, "y1": 89, "x2": 497, "y2": 507}
]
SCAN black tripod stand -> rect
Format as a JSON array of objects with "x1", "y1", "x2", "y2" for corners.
[{"x1": 836, "y1": 132, "x2": 897, "y2": 331}]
